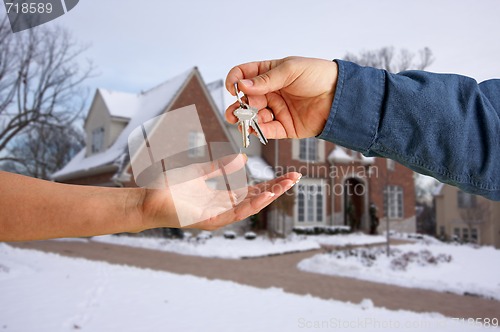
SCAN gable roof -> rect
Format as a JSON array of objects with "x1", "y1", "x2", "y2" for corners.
[
  {"x1": 52, "y1": 68, "x2": 194, "y2": 181},
  {"x1": 98, "y1": 89, "x2": 141, "y2": 119}
]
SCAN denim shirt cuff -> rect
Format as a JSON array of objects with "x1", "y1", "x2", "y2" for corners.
[{"x1": 318, "y1": 60, "x2": 385, "y2": 155}]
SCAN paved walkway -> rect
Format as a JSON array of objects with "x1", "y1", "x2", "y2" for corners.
[{"x1": 12, "y1": 240, "x2": 500, "y2": 319}]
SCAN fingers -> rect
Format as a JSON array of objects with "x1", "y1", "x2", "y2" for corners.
[
  {"x1": 256, "y1": 107, "x2": 275, "y2": 123},
  {"x1": 226, "y1": 58, "x2": 298, "y2": 96},
  {"x1": 256, "y1": 121, "x2": 288, "y2": 140},
  {"x1": 191, "y1": 174, "x2": 297, "y2": 230},
  {"x1": 187, "y1": 191, "x2": 274, "y2": 231},
  {"x1": 232, "y1": 174, "x2": 298, "y2": 222},
  {"x1": 225, "y1": 60, "x2": 278, "y2": 95},
  {"x1": 250, "y1": 172, "x2": 302, "y2": 194},
  {"x1": 225, "y1": 100, "x2": 275, "y2": 124}
]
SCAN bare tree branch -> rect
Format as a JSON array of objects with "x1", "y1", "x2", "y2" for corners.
[
  {"x1": 344, "y1": 46, "x2": 434, "y2": 72},
  {"x1": 0, "y1": 16, "x2": 95, "y2": 153},
  {"x1": 2, "y1": 123, "x2": 85, "y2": 179}
]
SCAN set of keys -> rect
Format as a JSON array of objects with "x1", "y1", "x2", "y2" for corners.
[{"x1": 233, "y1": 82, "x2": 268, "y2": 148}]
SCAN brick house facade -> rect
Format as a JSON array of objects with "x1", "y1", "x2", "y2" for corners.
[{"x1": 260, "y1": 139, "x2": 416, "y2": 235}]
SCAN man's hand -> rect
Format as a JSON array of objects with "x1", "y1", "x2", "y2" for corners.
[{"x1": 225, "y1": 56, "x2": 338, "y2": 139}]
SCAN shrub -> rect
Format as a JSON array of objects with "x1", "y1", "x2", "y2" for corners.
[
  {"x1": 244, "y1": 232, "x2": 257, "y2": 240},
  {"x1": 293, "y1": 225, "x2": 351, "y2": 236},
  {"x1": 223, "y1": 231, "x2": 237, "y2": 239}
]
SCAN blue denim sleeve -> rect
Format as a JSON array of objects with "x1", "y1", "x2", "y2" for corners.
[{"x1": 318, "y1": 59, "x2": 500, "y2": 200}]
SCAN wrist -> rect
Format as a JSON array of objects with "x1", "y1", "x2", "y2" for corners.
[{"x1": 138, "y1": 187, "x2": 180, "y2": 231}]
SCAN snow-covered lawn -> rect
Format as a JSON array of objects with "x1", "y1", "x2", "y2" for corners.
[
  {"x1": 298, "y1": 242, "x2": 500, "y2": 301},
  {"x1": 0, "y1": 244, "x2": 492, "y2": 332},
  {"x1": 90, "y1": 232, "x2": 389, "y2": 259},
  {"x1": 91, "y1": 234, "x2": 320, "y2": 259},
  {"x1": 311, "y1": 233, "x2": 387, "y2": 247}
]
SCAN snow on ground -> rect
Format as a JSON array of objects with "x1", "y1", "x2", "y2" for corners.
[
  {"x1": 311, "y1": 233, "x2": 387, "y2": 247},
  {"x1": 91, "y1": 232, "x2": 389, "y2": 259},
  {"x1": 298, "y1": 242, "x2": 500, "y2": 301},
  {"x1": 0, "y1": 244, "x2": 492, "y2": 332},
  {"x1": 92, "y1": 234, "x2": 320, "y2": 259},
  {"x1": 388, "y1": 231, "x2": 443, "y2": 245}
]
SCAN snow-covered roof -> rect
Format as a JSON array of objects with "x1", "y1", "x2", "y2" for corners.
[
  {"x1": 328, "y1": 146, "x2": 355, "y2": 163},
  {"x1": 360, "y1": 154, "x2": 375, "y2": 165},
  {"x1": 246, "y1": 156, "x2": 275, "y2": 181},
  {"x1": 52, "y1": 68, "x2": 194, "y2": 180},
  {"x1": 328, "y1": 146, "x2": 374, "y2": 165},
  {"x1": 432, "y1": 182, "x2": 445, "y2": 196},
  {"x1": 98, "y1": 89, "x2": 141, "y2": 119}
]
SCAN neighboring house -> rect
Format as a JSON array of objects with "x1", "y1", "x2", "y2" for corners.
[
  {"x1": 434, "y1": 184, "x2": 500, "y2": 248},
  {"x1": 53, "y1": 67, "x2": 416, "y2": 236}
]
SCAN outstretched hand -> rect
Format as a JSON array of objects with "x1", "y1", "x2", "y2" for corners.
[
  {"x1": 225, "y1": 56, "x2": 338, "y2": 139},
  {"x1": 140, "y1": 154, "x2": 301, "y2": 231}
]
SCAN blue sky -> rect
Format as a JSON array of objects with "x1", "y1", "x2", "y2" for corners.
[{"x1": 55, "y1": 0, "x2": 500, "y2": 104}]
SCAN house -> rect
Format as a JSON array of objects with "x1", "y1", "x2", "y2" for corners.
[
  {"x1": 52, "y1": 68, "x2": 244, "y2": 187},
  {"x1": 256, "y1": 139, "x2": 416, "y2": 235},
  {"x1": 53, "y1": 67, "x2": 416, "y2": 236},
  {"x1": 434, "y1": 184, "x2": 500, "y2": 248}
]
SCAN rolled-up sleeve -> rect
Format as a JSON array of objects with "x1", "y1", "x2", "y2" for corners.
[{"x1": 318, "y1": 60, "x2": 500, "y2": 200}]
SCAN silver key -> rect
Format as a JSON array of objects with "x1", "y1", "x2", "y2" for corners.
[
  {"x1": 249, "y1": 107, "x2": 268, "y2": 146},
  {"x1": 234, "y1": 105, "x2": 254, "y2": 148},
  {"x1": 233, "y1": 83, "x2": 268, "y2": 148}
]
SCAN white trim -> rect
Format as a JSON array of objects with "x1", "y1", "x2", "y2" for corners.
[
  {"x1": 384, "y1": 185, "x2": 404, "y2": 220},
  {"x1": 386, "y1": 158, "x2": 395, "y2": 171}
]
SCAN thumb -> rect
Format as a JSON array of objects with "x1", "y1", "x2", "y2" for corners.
[{"x1": 238, "y1": 65, "x2": 290, "y2": 95}]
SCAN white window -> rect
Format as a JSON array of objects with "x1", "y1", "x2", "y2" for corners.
[
  {"x1": 383, "y1": 185, "x2": 403, "y2": 219},
  {"x1": 386, "y1": 158, "x2": 395, "y2": 171},
  {"x1": 188, "y1": 131, "x2": 205, "y2": 158},
  {"x1": 299, "y1": 138, "x2": 317, "y2": 161},
  {"x1": 91, "y1": 127, "x2": 105, "y2": 153},
  {"x1": 297, "y1": 183, "x2": 324, "y2": 223}
]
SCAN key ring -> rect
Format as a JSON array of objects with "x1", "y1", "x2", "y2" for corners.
[{"x1": 234, "y1": 82, "x2": 247, "y2": 108}]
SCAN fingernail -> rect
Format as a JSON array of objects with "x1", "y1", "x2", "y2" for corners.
[
  {"x1": 242, "y1": 153, "x2": 248, "y2": 162},
  {"x1": 295, "y1": 173, "x2": 303, "y2": 184},
  {"x1": 265, "y1": 192, "x2": 276, "y2": 199},
  {"x1": 240, "y1": 79, "x2": 254, "y2": 87}
]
